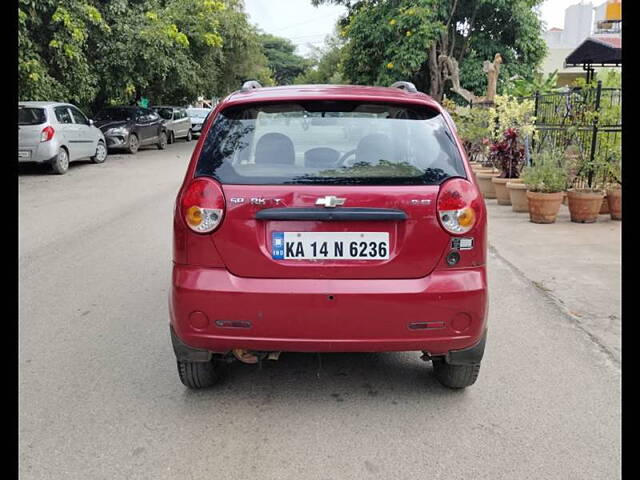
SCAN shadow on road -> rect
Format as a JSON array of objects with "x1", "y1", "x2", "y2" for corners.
[
  {"x1": 18, "y1": 159, "x2": 100, "y2": 176},
  {"x1": 18, "y1": 147, "x2": 160, "y2": 176},
  {"x1": 177, "y1": 351, "x2": 466, "y2": 406}
]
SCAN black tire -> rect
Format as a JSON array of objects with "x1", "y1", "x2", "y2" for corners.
[
  {"x1": 50, "y1": 147, "x2": 69, "y2": 174},
  {"x1": 432, "y1": 359, "x2": 481, "y2": 389},
  {"x1": 177, "y1": 360, "x2": 221, "y2": 389},
  {"x1": 157, "y1": 131, "x2": 167, "y2": 150},
  {"x1": 185, "y1": 129, "x2": 192, "y2": 142},
  {"x1": 168, "y1": 131, "x2": 175, "y2": 144},
  {"x1": 127, "y1": 134, "x2": 139, "y2": 154},
  {"x1": 91, "y1": 141, "x2": 107, "y2": 164}
]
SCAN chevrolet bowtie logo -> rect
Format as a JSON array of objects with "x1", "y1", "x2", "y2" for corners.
[{"x1": 316, "y1": 195, "x2": 346, "y2": 208}]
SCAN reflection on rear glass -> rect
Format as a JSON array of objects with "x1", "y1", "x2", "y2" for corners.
[{"x1": 196, "y1": 101, "x2": 464, "y2": 186}]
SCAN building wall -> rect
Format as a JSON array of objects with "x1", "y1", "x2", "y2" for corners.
[
  {"x1": 563, "y1": 3, "x2": 594, "y2": 47},
  {"x1": 541, "y1": 2, "x2": 597, "y2": 84}
]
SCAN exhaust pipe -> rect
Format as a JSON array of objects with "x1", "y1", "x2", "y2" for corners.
[{"x1": 232, "y1": 349, "x2": 281, "y2": 364}]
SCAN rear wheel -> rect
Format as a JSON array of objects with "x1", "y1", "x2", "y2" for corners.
[
  {"x1": 432, "y1": 359, "x2": 481, "y2": 389},
  {"x1": 50, "y1": 147, "x2": 69, "y2": 174},
  {"x1": 157, "y1": 131, "x2": 167, "y2": 150},
  {"x1": 168, "y1": 131, "x2": 175, "y2": 144},
  {"x1": 186, "y1": 129, "x2": 192, "y2": 142},
  {"x1": 177, "y1": 360, "x2": 222, "y2": 389},
  {"x1": 91, "y1": 141, "x2": 107, "y2": 164},
  {"x1": 126, "y1": 134, "x2": 139, "y2": 154}
]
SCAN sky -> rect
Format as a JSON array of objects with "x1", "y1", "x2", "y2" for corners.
[
  {"x1": 244, "y1": 0, "x2": 347, "y2": 57},
  {"x1": 243, "y1": 1, "x2": 608, "y2": 57}
]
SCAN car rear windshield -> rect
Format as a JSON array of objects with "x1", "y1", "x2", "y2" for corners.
[
  {"x1": 188, "y1": 109, "x2": 210, "y2": 118},
  {"x1": 195, "y1": 101, "x2": 465, "y2": 185},
  {"x1": 95, "y1": 108, "x2": 133, "y2": 121},
  {"x1": 18, "y1": 107, "x2": 47, "y2": 125},
  {"x1": 154, "y1": 107, "x2": 173, "y2": 120}
]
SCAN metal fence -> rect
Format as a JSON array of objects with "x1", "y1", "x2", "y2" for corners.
[
  {"x1": 464, "y1": 83, "x2": 621, "y2": 187},
  {"x1": 529, "y1": 81, "x2": 621, "y2": 188}
]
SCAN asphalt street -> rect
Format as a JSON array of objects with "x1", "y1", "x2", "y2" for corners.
[{"x1": 19, "y1": 141, "x2": 621, "y2": 479}]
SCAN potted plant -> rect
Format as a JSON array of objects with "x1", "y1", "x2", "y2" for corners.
[
  {"x1": 564, "y1": 145, "x2": 605, "y2": 224},
  {"x1": 604, "y1": 152, "x2": 621, "y2": 220},
  {"x1": 521, "y1": 153, "x2": 567, "y2": 224},
  {"x1": 489, "y1": 128, "x2": 526, "y2": 205},
  {"x1": 561, "y1": 145, "x2": 579, "y2": 206},
  {"x1": 507, "y1": 179, "x2": 528, "y2": 212},
  {"x1": 486, "y1": 95, "x2": 535, "y2": 204},
  {"x1": 476, "y1": 169, "x2": 500, "y2": 199},
  {"x1": 599, "y1": 195, "x2": 609, "y2": 215},
  {"x1": 607, "y1": 184, "x2": 621, "y2": 220}
]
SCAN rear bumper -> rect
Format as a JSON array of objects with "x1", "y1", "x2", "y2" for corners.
[
  {"x1": 18, "y1": 141, "x2": 58, "y2": 163},
  {"x1": 170, "y1": 264, "x2": 488, "y2": 355}
]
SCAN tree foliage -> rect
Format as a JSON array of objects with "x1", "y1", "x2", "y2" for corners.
[
  {"x1": 259, "y1": 33, "x2": 310, "y2": 85},
  {"x1": 313, "y1": 0, "x2": 547, "y2": 102},
  {"x1": 18, "y1": 0, "x2": 110, "y2": 107},
  {"x1": 18, "y1": 0, "x2": 287, "y2": 113},
  {"x1": 503, "y1": 70, "x2": 560, "y2": 97},
  {"x1": 294, "y1": 30, "x2": 347, "y2": 84}
]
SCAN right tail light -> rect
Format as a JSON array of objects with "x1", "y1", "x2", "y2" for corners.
[{"x1": 437, "y1": 177, "x2": 482, "y2": 235}]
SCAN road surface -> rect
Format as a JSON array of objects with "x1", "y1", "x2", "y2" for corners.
[{"x1": 19, "y1": 142, "x2": 620, "y2": 479}]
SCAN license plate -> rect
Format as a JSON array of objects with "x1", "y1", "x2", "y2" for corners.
[
  {"x1": 19, "y1": 151, "x2": 30, "y2": 159},
  {"x1": 271, "y1": 232, "x2": 389, "y2": 260}
]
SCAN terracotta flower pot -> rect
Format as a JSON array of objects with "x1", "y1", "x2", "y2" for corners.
[
  {"x1": 599, "y1": 196, "x2": 609, "y2": 214},
  {"x1": 491, "y1": 177, "x2": 512, "y2": 205},
  {"x1": 471, "y1": 166, "x2": 492, "y2": 177},
  {"x1": 567, "y1": 189, "x2": 605, "y2": 223},
  {"x1": 526, "y1": 191, "x2": 564, "y2": 224},
  {"x1": 507, "y1": 182, "x2": 529, "y2": 212},
  {"x1": 606, "y1": 187, "x2": 621, "y2": 220},
  {"x1": 476, "y1": 172, "x2": 499, "y2": 199}
]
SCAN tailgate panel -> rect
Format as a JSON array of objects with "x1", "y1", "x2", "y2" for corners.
[{"x1": 212, "y1": 185, "x2": 449, "y2": 279}]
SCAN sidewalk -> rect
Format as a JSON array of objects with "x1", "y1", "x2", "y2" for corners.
[{"x1": 486, "y1": 201, "x2": 621, "y2": 365}]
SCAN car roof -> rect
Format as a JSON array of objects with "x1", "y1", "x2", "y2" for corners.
[
  {"x1": 223, "y1": 84, "x2": 440, "y2": 110},
  {"x1": 100, "y1": 106, "x2": 140, "y2": 109},
  {"x1": 153, "y1": 105, "x2": 182, "y2": 109},
  {"x1": 19, "y1": 101, "x2": 74, "y2": 108}
]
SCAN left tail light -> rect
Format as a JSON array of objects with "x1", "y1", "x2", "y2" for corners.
[
  {"x1": 437, "y1": 177, "x2": 482, "y2": 235},
  {"x1": 181, "y1": 177, "x2": 225, "y2": 233},
  {"x1": 40, "y1": 126, "x2": 55, "y2": 142}
]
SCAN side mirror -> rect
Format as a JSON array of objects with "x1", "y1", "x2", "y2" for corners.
[{"x1": 88, "y1": 119, "x2": 94, "y2": 126}]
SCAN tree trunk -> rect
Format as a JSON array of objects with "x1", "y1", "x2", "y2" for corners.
[{"x1": 428, "y1": 43, "x2": 441, "y2": 101}]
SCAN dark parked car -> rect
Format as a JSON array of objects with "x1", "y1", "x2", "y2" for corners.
[{"x1": 94, "y1": 106, "x2": 167, "y2": 154}]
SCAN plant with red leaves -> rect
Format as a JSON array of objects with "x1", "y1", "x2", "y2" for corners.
[{"x1": 488, "y1": 128, "x2": 526, "y2": 178}]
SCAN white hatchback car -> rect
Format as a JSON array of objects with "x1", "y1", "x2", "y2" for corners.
[
  {"x1": 186, "y1": 107, "x2": 211, "y2": 138},
  {"x1": 18, "y1": 101, "x2": 107, "y2": 174}
]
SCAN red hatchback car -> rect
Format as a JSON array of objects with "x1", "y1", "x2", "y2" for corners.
[{"x1": 170, "y1": 81, "x2": 488, "y2": 389}]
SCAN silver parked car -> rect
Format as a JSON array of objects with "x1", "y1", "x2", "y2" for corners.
[
  {"x1": 152, "y1": 106, "x2": 193, "y2": 144},
  {"x1": 18, "y1": 102, "x2": 107, "y2": 174},
  {"x1": 186, "y1": 107, "x2": 211, "y2": 137}
]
